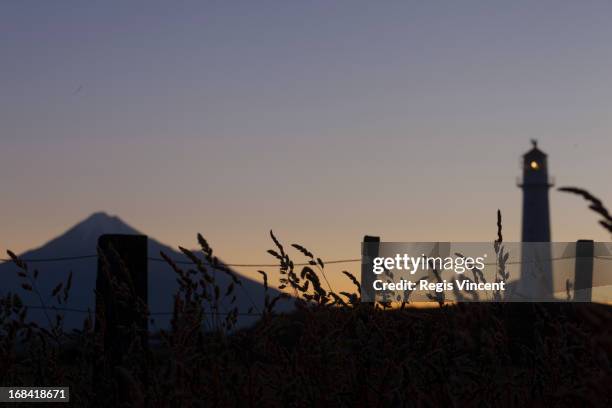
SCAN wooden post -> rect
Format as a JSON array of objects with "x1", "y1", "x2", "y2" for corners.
[
  {"x1": 361, "y1": 236, "x2": 380, "y2": 302},
  {"x1": 95, "y1": 234, "x2": 148, "y2": 369},
  {"x1": 574, "y1": 240, "x2": 594, "y2": 302}
]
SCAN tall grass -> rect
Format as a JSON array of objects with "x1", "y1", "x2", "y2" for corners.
[{"x1": 1, "y1": 205, "x2": 612, "y2": 405}]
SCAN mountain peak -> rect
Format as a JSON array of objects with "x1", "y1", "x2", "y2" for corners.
[
  {"x1": 22, "y1": 212, "x2": 142, "y2": 256},
  {"x1": 82, "y1": 211, "x2": 122, "y2": 225},
  {"x1": 87, "y1": 211, "x2": 114, "y2": 220},
  {"x1": 72, "y1": 211, "x2": 139, "y2": 237}
]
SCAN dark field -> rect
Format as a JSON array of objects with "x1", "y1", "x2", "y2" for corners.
[
  {"x1": 3, "y1": 194, "x2": 612, "y2": 407},
  {"x1": 2, "y1": 264, "x2": 612, "y2": 406}
]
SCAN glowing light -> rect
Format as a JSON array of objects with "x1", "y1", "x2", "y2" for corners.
[{"x1": 530, "y1": 160, "x2": 540, "y2": 170}]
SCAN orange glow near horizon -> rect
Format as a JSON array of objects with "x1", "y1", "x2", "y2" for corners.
[{"x1": 2, "y1": 1, "x2": 612, "y2": 294}]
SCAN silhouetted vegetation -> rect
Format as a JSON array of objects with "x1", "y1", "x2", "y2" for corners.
[
  {"x1": 559, "y1": 186, "x2": 612, "y2": 234},
  {"x1": 1, "y1": 201, "x2": 612, "y2": 406}
]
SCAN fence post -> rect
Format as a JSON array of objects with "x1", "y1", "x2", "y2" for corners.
[
  {"x1": 361, "y1": 236, "x2": 380, "y2": 302},
  {"x1": 95, "y1": 234, "x2": 148, "y2": 374},
  {"x1": 574, "y1": 239, "x2": 594, "y2": 302}
]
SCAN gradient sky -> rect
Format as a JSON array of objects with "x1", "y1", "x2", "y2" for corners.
[{"x1": 1, "y1": 1, "x2": 611, "y2": 287}]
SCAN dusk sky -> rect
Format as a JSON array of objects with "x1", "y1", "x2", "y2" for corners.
[{"x1": 2, "y1": 1, "x2": 611, "y2": 285}]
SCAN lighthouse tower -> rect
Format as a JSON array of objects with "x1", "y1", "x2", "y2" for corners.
[
  {"x1": 517, "y1": 140, "x2": 553, "y2": 299},
  {"x1": 521, "y1": 140, "x2": 552, "y2": 242}
]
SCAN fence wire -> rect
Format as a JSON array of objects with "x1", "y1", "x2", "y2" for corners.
[{"x1": 3, "y1": 252, "x2": 611, "y2": 318}]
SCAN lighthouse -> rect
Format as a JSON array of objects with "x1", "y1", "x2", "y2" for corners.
[
  {"x1": 517, "y1": 140, "x2": 553, "y2": 299},
  {"x1": 521, "y1": 140, "x2": 552, "y2": 242}
]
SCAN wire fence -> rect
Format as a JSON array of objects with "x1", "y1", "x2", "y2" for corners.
[
  {"x1": 0, "y1": 252, "x2": 298, "y2": 318},
  {"x1": 0, "y1": 254, "x2": 361, "y2": 267},
  {"x1": 4, "y1": 252, "x2": 612, "y2": 318},
  {"x1": 2, "y1": 254, "x2": 612, "y2": 267}
]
